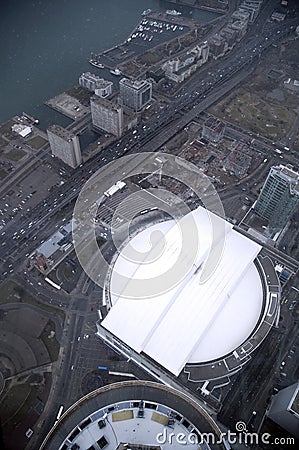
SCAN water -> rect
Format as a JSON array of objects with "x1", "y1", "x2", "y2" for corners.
[{"x1": 0, "y1": 0, "x2": 219, "y2": 129}]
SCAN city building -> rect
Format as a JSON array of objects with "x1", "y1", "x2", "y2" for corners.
[
  {"x1": 90, "y1": 96, "x2": 124, "y2": 138},
  {"x1": 223, "y1": 141, "x2": 252, "y2": 178},
  {"x1": 284, "y1": 78, "x2": 299, "y2": 93},
  {"x1": 238, "y1": 0, "x2": 262, "y2": 22},
  {"x1": 79, "y1": 72, "x2": 113, "y2": 97},
  {"x1": 254, "y1": 164, "x2": 299, "y2": 232},
  {"x1": 267, "y1": 382, "x2": 299, "y2": 439},
  {"x1": 119, "y1": 78, "x2": 152, "y2": 112},
  {"x1": 146, "y1": 66, "x2": 165, "y2": 82},
  {"x1": 96, "y1": 206, "x2": 280, "y2": 391},
  {"x1": 11, "y1": 123, "x2": 32, "y2": 137},
  {"x1": 94, "y1": 83, "x2": 113, "y2": 98},
  {"x1": 202, "y1": 117, "x2": 225, "y2": 143},
  {"x1": 40, "y1": 381, "x2": 228, "y2": 450},
  {"x1": 209, "y1": 8, "x2": 248, "y2": 59},
  {"x1": 220, "y1": 27, "x2": 238, "y2": 49},
  {"x1": 229, "y1": 19, "x2": 248, "y2": 39},
  {"x1": 231, "y1": 9, "x2": 250, "y2": 22},
  {"x1": 162, "y1": 42, "x2": 209, "y2": 83},
  {"x1": 271, "y1": 12, "x2": 286, "y2": 22},
  {"x1": 47, "y1": 125, "x2": 82, "y2": 168},
  {"x1": 208, "y1": 35, "x2": 228, "y2": 59}
]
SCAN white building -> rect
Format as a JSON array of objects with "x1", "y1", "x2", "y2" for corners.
[
  {"x1": 11, "y1": 123, "x2": 32, "y2": 137},
  {"x1": 79, "y1": 72, "x2": 113, "y2": 97},
  {"x1": 162, "y1": 42, "x2": 209, "y2": 83}
]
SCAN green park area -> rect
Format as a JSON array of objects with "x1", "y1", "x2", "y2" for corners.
[
  {"x1": 27, "y1": 135, "x2": 48, "y2": 149},
  {"x1": 66, "y1": 85, "x2": 93, "y2": 106}
]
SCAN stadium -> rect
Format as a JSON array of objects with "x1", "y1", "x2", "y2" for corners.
[
  {"x1": 40, "y1": 381, "x2": 228, "y2": 450},
  {"x1": 97, "y1": 205, "x2": 280, "y2": 388}
]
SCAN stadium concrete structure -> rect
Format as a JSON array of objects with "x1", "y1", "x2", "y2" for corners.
[
  {"x1": 97, "y1": 206, "x2": 280, "y2": 393},
  {"x1": 40, "y1": 381, "x2": 228, "y2": 450}
]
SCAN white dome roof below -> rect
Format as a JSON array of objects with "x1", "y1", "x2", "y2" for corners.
[{"x1": 102, "y1": 206, "x2": 263, "y2": 375}]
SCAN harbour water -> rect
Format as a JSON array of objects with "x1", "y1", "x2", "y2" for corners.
[{"x1": 0, "y1": 0, "x2": 220, "y2": 130}]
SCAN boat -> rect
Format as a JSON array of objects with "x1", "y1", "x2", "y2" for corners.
[
  {"x1": 142, "y1": 9, "x2": 152, "y2": 16},
  {"x1": 89, "y1": 59, "x2": 104, "y2": 69},
  {"x1": 110, "y1": 68, "x2": 122, "y2": 76},
  {"x1": 166, "y1": 9, "x2": 182, "y2": 16},
  {"x1": 22, "y1": 112, "x2": 39, "y2": 124}
]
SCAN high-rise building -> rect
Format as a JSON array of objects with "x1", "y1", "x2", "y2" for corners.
[
  {"x1": 254, "y1": 164, "x2": 299, "y2": 231},
  {"x1": 90, "y1": 96, "x2": 123, "y2": 138},
  {"x1": 119, "y1": 78, "x2": 152, "y2": 112},
  {"x1": 79, "y1": 72, "x2": 113, "y2": 97},
  {"x1": 47, "y1": 125, "x2": 82, "y2": 168},
  {"x1": 267, "y1": 382, "x2": 299, "y2": 439}
]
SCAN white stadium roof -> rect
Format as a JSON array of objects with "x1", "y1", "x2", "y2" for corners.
[{"x1": 102, "y1": 206, "x2": 263, "y2": 376}]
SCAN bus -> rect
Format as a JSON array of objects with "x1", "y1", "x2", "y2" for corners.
[
  {"x1": 45, "y1": 277, "x2": 61, "y2": 290},
  {"x1": 56, "y1": 405, "x2": 64, "y2": 421}
]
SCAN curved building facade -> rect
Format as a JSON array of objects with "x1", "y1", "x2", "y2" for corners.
[{"x1": 40, "y1": 381, "x2": 228, "y2": 450}]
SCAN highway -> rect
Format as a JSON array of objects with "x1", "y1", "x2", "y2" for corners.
[
  {"x1": 1, "y1": 11, "x2": 297, "y2": 274},
  {"x1": 0, "y1": 0, "x2": 298, "y2": 373},
  {"x1": 1, "y1": 2, "x2": 297, "y2": 448}
]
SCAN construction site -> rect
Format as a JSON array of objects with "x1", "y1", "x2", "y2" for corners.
[{"x1": 162, "y1": 114, "x2": 261, "y2": 190}]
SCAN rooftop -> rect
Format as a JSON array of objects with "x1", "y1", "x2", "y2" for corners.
[
  {"x1": 91, "y1": 96, "x2": 122, "y2": 112},
  {"x1": 289, "y1": 383, "x2": 299, "y2": 416},
  {"x1": 274, "y1": 165, "x2": 299, "y2": 195},
  {"x1": 102, "y1": 206, "x2": 264, "y2": 375},
  {"x1": 40, "y1": 381, "x2": 227, "y2": 450},
  {"x1": 120, "y1": 78, "x2": 152, "y2": 90},
  {"x1": 47, "y1": 125, "x2": 77, "y2": 141}
]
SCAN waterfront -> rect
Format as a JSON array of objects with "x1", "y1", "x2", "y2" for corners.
[{"x1": 0, "y1": 0, "x2": 219, "y2": 130}]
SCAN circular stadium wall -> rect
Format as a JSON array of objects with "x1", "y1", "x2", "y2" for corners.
[{"x1": 40, "y1": 381, "x2": 228, "y2": 450}]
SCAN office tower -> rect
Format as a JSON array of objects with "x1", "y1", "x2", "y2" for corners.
[
  {"x1": 119, "y1": 78, "x2": 152, "y2": 112},
  {"x1": 267, "y1": 382, "x2": 299, "y2": 439},
  {"x1": 47, "y1": 125, "x2": 82, "y2": 168},
  {"x1": 90, "y1": 96, "x2": 123, "y2": 138},
  {"x1": 254, "y1": 164, "x2": 299, "y2": 231}
]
